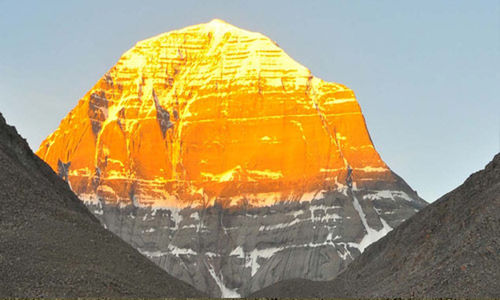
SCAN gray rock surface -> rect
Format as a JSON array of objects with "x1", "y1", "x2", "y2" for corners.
[
  {"x1": 87, "y1": 175, "x2": 426, "y2": 296},
  {"x1": 251, "y1": 153, "x2": 500, "y2": 299},
  {"x1": 0, "y1": 112, "x2": 204, "y2": 298}
]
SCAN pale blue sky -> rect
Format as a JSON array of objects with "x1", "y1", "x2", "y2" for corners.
[{"x1": 0, "y1": 0, "x2": 498, "y2": 202}]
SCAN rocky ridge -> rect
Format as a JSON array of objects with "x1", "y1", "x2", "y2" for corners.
[
  {"x1": 252, "y1": 153, "x2": 500, "y2": 298},
  {"x1": 0, "y1": 112, "x2": 204, "y2": 297}
]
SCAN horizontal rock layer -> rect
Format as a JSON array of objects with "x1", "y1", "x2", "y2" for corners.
[
  {"x1": 38, "y1": 19, "x2": 394, "y2": 208},
  {"x1": 88, "y1": 184, "x2": 425, "y2": 297},
  {"x1": 36, "y1": 19, "x2": 427, "y2": 296}
]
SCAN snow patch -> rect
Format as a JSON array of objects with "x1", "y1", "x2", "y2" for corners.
[
  {"x1": 299, "y1": 190, "x2": 327, "y2": 202},
  {"x1": 80, "y1": 193, "x2": 99, "y2": 205},
  {"x1": 246, "y1": 169, "x2": 283, "y2": 180},
  {"x1": 356, "y1": 166, "x2": 388, "y2": 172},
  {"x1": 204, "y1": 251, "x2": 218, "y2": 258},
  {"x1": 168, "y1": 208, "x2": 183, "y2": 229},
  {"x1": 190, "y1": 211, "x2": 200, "y2": 220},
  {"x1": 310, "y1": 204, "x2": 342, "y2": 223},
  {"x1": 259, "y1": 218, "x2": 301, "y2": 231},
  {"x1": 229, "y1": 246, "x2": 283, "y2": 276},
  {"x1": 336, "y1": 242, "x2": 354, "y2": 260},
  {"x1": 363, "y1": 190, "x2": 414, "y2": 202},
  {"x1": 206, "y1": 262, "x2": 241, "y2": 298},
  {"x1": 289, "y1": 209, "x2": 304, "y2": 218},
  {"x1": 350, "y1": 194, "x2": 392, "y2": 252},
  {"x1": 140, "y1": 244, "x2": 196, "y2": 258}
]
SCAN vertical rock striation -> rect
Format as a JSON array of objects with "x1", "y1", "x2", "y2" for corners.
[{"x1": 36, "y1": 19, "x2": 426, "y2": 296}]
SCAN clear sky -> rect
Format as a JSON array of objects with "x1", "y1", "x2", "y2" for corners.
[{"x1": 0, "y1": 0, "x2": 498, "y2": 202}]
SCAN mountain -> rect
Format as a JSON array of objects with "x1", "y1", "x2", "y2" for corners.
[
  {"x1": 0, "y1": 112, "x2": 204, "y2": 297},
  {"x1": 36, "y1": 19, "x2": 427, "y2": 296},
  {"x1": 252, "y1": 153, "x2": 500, "y2": 298}
]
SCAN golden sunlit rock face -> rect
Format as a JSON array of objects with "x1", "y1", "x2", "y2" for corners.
[
  {"x1": 37, "y1": 19, "x2": 392, "y2": 208},
  {"x1": 35, "y1": 20, "x2": 427, "y2": 297}
]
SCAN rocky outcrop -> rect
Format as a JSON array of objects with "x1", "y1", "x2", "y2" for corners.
[
  {"x1": 36, "y1": 19, "x2": 427, "y2": 296},
  {"x1": 252, "y1": 154, "x2": 500, "y2": 299},
  {"x1": 0, "y1": 112, "x2": 204, "y2": 297}
]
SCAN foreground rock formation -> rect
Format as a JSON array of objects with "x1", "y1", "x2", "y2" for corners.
[
  {"x1": 0, "y1": 113, "x2": 204, "y2": 297},
  {"x1": 252, "y1": 153, "x2": 500, "y2": 298},
  {"x1": 36, "y1": 19, "x2": 426, "y2": 296}
]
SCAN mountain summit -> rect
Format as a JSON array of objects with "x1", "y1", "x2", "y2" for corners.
[
  {"x1": 37, "y1": 19, "x2": 402, "y2": 207},
  {"x1": 36, "y1": 20, "x2": 426, "y2": 296}
]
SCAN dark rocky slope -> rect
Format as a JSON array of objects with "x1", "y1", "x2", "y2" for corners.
[
  {"x1": 0, "y1": 112, "x2": 204, "y2": 297},
  {"x1": 252, "y1": 153, "x2": 500, "y2": 298}
]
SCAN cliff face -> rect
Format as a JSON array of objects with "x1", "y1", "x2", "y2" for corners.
[
  {"x1": 37, "y1": 19, "x2": 394, "y2": 207},
  {"x1": 0, "y1": 112, "x2": 204, "y2": 297},
  {"x1": 36, "y1": 19, "x2": 426, "y2": 296}
]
